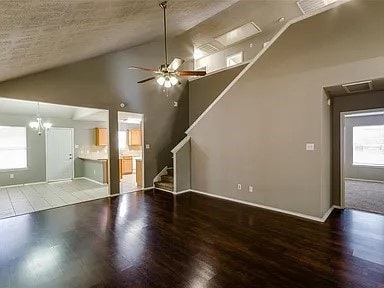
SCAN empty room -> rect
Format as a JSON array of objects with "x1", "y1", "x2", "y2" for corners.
[{"x1": 0, "y1": 0, "x2": 383, "y2": 287}]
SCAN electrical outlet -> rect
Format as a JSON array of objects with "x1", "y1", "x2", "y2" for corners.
[
  {"x1": 237, "y1": 184, "x2": 242, "y2": 190},
  {"x1": 306, "y1": 143, "x2": 315, "y2": 151},
  {"x1": 173, "y1": 101, "x2": 178, "y2": 107},
  {"x1": 10, "y1": 174, "x2": 14, "y2": 179},
  {"x1": 249, "y1": 186, "x2": 253, "y2": 193}
]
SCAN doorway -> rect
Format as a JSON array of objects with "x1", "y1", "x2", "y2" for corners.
[
  {"x1": 340, "y1": 109, "x2": 384, "y2": 214},
  {"x1": 46, "y1": 127, "x2": 74, "y2": 182},
  {"x1": 118, "y1": 112, "x2": 144, "y2": 193}
]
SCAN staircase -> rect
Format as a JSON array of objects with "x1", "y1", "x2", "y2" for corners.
[{"x1": 154, "y1": 167, "x2": 174, "y2": 192}]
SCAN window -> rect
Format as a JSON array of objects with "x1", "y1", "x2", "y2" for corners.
[
  {"x1": 353, "y1": 125, "x2": 384, "y2": 166},
  {"x1": 118, "y1": 131, "x2": 127, "y2": 149},
  {"x1": 226, "y1": 52, "x2": 243, "y2": 67},
  {"x1": 0, "y1": 126, "x2": 27, "y2": 170}
]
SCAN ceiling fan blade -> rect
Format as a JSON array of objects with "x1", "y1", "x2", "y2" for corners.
[
  {"x1": 177, "y1": 70, "x2": 207, "y2": 77},
  {"x1": 138, "y1": 77, "x2": 156, "y2": 84},
  {"x1": 168, "y1": 58, "x2": 185, "y2": 72},
  {"x1": 129, "y1": 66, "x2": 158, "y2": 73}
]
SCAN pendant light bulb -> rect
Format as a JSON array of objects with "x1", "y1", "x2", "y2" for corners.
[
  {"x1": 157, "y1": 76, "x2": 165, "y2": 85},
  {"x1": 170, "y1": 76, "x2": 178, "y2": 86},
  {"x1": 164, "y1": 80, "x2": 172, "y2": 88}
]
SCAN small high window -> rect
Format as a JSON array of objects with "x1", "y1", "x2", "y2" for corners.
[{"x1": 226, "y1": 52, "x2": 244, "y2": 67}]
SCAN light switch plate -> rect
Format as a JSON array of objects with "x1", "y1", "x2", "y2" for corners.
[
  {"x1": 173, "y1": 101, "x2": 178, "y2": 107},
  {"x1": 249, "y1": 186, "x2": 253, "y2": 193},
  {"x1": 306, "y1": 143, "x2": 315, "y2": 151},
  {"x1": 237, "y1": 184, "x2": 242, "y2": 190},
  {"x1": 10, "y1": 174, "x2": 14, "y2": 179},
  {"x1": 145, "y1": 144, "x2": 150, "y2": 149}
]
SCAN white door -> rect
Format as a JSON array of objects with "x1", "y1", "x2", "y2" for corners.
[{"x1": 46, "y1": 128, "x2": 74, "y2": 182}]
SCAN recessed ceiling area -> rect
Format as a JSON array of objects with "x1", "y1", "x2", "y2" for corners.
[
  {"x1": 0, "y1": 0, "x2": 238, "y2": 82},
  {"x1": 0, "y1": 97, "x2": 108, "y2": 121}
]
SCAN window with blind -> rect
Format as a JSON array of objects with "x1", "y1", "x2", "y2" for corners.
[{"x1": 0, "y1": 126, "x2": 27, "y2": 170}]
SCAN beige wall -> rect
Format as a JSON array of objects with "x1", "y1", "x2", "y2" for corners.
[
  {"x1": 188, "y1": 0, "x2": 384, "y2": 217},
  {"x1": 0, "y1": 37, "x2": 192, "y2": 192}
]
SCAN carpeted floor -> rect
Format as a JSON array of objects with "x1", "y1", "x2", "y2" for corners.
[{"x1": 345, "y1": 180, "x2": 384, "y2": 214}]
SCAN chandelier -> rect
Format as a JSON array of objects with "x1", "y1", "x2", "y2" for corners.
[{"x1": 29, "y1": 102, "x2": 52, "y2": 135}]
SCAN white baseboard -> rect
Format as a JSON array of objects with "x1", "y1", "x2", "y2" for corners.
[
  {"x1": 175, "y1": 189, "x2": 190, "y2": 194},
  {"x1": 190, "y1": 189, "x2": 335, "y2": 223},
  {"x1": 0, "y1": 181, "x2": 48, "y2": 189},
  {"x1": 345, "y1": 178, "x2": 384, "y2": 184},
  {"x1": 75, "y1": 177, "x2": 106, "y2": 186}
]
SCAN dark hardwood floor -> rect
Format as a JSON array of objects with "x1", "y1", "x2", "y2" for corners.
[{"x1": 0, "y1": 189, "x2": 383, "y2": 288}]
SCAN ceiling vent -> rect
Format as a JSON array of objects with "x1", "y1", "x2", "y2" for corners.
[
  {"x1": 215, "y1": 22, "x2": 262, "y2": 47},
  {"x1": 342, "y1": 80, "x2": 373, "y2": 94},
  {"x1": 296, "y1": 0, "x2": 337, "y2": 14},
  {"x1": 197, "y1": 43, "x2": 219, "y2": 55}
]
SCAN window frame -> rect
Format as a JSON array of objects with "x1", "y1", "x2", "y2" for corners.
[{"x1": 0, "y1": 126, "x2": 28, "y2": 172}]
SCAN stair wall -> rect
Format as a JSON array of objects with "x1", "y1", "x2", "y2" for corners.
[{"x1": 187, "y1": 0, "x2": 384, "y2": 218}]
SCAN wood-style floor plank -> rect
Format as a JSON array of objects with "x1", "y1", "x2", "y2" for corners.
[{"x1": 0, "y1": 189, "x2": 382, "y2": 287}]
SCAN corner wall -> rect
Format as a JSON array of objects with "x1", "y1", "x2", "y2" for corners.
[{"x1": 188, "y1": 0, "x2": 384, "y2": 218}]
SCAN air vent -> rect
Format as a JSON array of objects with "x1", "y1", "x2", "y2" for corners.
[
  {"x1": 296, "y1": 0, "x2": 338, "y2": 14},
  {"x1": 198, "y1": 43, "x2": 219, "y2": 55},
  {"x1": 342, "y1": 81, "x2": 373, "y2": 94},
  {"x1": 215, "y1": 22, "x2": 262, "y2": 47}
]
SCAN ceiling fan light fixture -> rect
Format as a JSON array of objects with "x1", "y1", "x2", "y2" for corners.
[
  {"x1": 170, "y1": 76, "x2": 178, "y2": 86},
  {"x1": 157, "y1": 76, "x2": 166, "y2": 85}
]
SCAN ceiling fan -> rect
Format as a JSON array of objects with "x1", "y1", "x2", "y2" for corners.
[{"x1": 129, "y1": 1, "x2": 206, "y2": 88}]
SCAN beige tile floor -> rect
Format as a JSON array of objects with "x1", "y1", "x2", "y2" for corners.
[
  {"x1": 120, "y1": 173, "x2": 141, "y2": 193},
  {"x1": 0, "y1": 179, "x2": 109, "y2": 220}
]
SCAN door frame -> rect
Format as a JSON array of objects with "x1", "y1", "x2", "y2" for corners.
[
  {"x1": 339, "y1": 108, "x2": 384, "y2": 208},
  {"x1": 117, "y1": 111, "x2": 145, "y2": 190},
  {"x1": 45, "y1": 127, "x2": 75, "y2": 182}
]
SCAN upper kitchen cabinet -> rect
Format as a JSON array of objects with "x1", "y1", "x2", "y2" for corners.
[
  {"x1": 96, "y1": 128, "x2": 108, "y2": 146},
  {"x1": 128, "y1": 129, "x2": 142, "y2": 146}
]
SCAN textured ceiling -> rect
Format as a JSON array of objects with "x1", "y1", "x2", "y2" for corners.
[{"x1": 0, "y1": 0, "x2": 238, "y2": 82}]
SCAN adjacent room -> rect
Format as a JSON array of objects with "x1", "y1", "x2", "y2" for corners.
[
  {"x1": 118, "y1": 111, "x2": 144, "y2": 192},
  {"x1": 343, "y1": 109, "x2": 384, "y2": 214},
  {"x1": 0, "y1": 98, "x2": 110, "y2": 219}
]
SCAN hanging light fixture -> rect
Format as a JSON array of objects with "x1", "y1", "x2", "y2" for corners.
[{"x1": 29, "y1": 102, "x2": 52, "y2": 135}]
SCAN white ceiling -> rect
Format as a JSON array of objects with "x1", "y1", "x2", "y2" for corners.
[
  {"x1": 0, "y1": 0, "x2": 238, "y2": 82},
  {"x1": 0, "y1": 97, "x2": 108, "y2": 121}
]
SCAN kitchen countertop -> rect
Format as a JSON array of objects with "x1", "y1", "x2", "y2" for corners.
[{"x1": 79, "y1": 156, "x2": 108, "y2": 161}]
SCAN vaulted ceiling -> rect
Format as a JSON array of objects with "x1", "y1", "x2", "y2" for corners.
[{"x1": 0, "y1": 0, "x2": 238, "y2": 82}]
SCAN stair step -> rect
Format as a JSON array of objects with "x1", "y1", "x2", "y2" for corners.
[
  {"x1": 161, "y1": 175, "x2": 174, "y2": 183},
  {"x1": 167, "y1": 167, "x2": 173, "y2": 176},
  {"x1": 155, "y1": 181, "x2": 174, "y2": 192}
]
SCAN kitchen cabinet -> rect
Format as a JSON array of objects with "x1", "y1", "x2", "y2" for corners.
[
  {"x1": 121, "y1": 156, "x2": 133, "y2": 175},
  {"x1": 128, "y1": 129, "x2": 142, "y2": 146},
  {"x1": 136, "y1": 159, "x2": 143, "y2": 187},
  {"x1": 95, "y1": 128, "x2": 108, "y2": 146}
]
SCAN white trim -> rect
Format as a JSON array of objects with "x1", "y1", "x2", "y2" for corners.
[
  {"x1": 345, "y1": 178, "x2": 384, "y2": 184},
  {"x1": 340, "y1": 112, "x2": 346, "y2": 208},
  {"x1": 143, "y1": 186, "x2": 155, "y2": 191},
  {"x1": 171, "y1": 136, "x2": 191, "y2": 153},
  {"x1": 190, "y1": 189, "x2": 335, "y2": 223},
  {"x1": 175, "y1": 189, "x2": 190, "y2": 194},
  {"x1": 0, "y1": 181, "x2": 49, "y2": 189},
  {"x1": 320, "y1": 206, "x2": 335, "y2": 222},
  {"x1": 153, "y1": 166, "x2": 168, "y2": 183},
  {"x1": 190, "y1": 61, "x2": 250, "y2": 81},
  {"x1": 173, "y1": 156, "x2": 176, "y2": 193},
  {"x1": 75, "y1": 177, "x2": 106, "y2": 186},
  {"x1": 186, "y1": 0, "x2": 351, "y2": 134}
]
